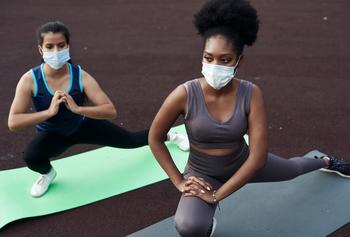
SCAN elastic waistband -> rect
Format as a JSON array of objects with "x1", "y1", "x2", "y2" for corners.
[
  {"x1": 187, "y1": 141, "x2": 249, "y2": 182},
  {"x1": 186, "y1": 143, "x2": 249, "y2": 182}
]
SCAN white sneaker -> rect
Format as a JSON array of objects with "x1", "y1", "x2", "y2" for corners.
[
  {"x1": 30, "y1": 168, "x2": 57, "y2": 197},
  {"x1": 167, "y1": 132, "x2": 190, "y2": 151},
  {"x1": 210, "y1": 217, "x2": 217, "y2": 237}
]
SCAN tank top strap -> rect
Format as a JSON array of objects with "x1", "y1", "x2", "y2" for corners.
[
  {"x1": 31, "y1": 64, "x2": 46, "y2": 97},
  {"x1": 184, "y1": 79, "x2": 204, "y2": 120},
  {"x1": 237, "y1": 79, "x2": 253, "y2": 115},
  {"x1": 69, "y1": 64, "x2": 83, "y2": 94}
]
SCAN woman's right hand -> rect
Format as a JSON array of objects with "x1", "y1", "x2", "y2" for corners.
[{"x1": 47, "y1": 90, "x2": 66, "y2": 117}]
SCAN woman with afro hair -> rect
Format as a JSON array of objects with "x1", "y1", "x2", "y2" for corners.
[{"x1": 148, "y1": 0, "x2": 350, "y2": 236}]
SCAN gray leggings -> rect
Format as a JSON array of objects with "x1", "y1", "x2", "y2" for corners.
[{"x1": 174, "y1": 143, "x2": 327, "y2": 237}]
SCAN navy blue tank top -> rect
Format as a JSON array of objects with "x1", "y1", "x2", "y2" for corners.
[{"x1": 31, "y1": 63, "x2": 84, "y2": 135}]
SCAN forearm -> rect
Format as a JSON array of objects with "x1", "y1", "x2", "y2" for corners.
[
  {"x1": 149, "y1": 139, "x2": 184, "y2": 189},
  {"x1": 75, "y1": 104, "x2": 117, "y2": 120},
  {"x1": 215, "y1": 156, "x2": 266, "y2": 201},
  {"x1": 8, "y1": 110, "x2": 51, "y2": 132}
]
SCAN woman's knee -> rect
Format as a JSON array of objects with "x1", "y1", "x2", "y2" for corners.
[
  {"x1": 22, "y1": 148, "x2": 40, "y2": 164},
  {"x1": 175, "y1": 214, "x2": 210, "y2": 237},
  {"x1": 22, "y1": 149, "x2": 51, "y2": 173}
]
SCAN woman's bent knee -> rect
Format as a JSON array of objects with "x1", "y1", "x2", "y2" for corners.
[{"x1": 175, "y1": 215, "x2": 210, "y2": 237}]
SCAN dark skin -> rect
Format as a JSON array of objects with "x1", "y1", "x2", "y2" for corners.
[{"x1": 149, "y1": 35, "x2": 329, "y2": 203}]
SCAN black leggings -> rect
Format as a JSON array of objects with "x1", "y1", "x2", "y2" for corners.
[{"x1": 23, "y1": 118, "x2": 149, "y2": 174}]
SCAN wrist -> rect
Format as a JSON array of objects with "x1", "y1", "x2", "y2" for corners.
[
  {"x1": 45, "y1": 109, "x2": 54, "y2": 118},
  {"x1": 212, "y1": 190, "x2": 218, "y2": 203},
  {"x1": 174, "y1": 177, "x2": 185, "y2": 192},
  {"x1": 74, "y1": 106, "x2": 83, "y2": 115}
]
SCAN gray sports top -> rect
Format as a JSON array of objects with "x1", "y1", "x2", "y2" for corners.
[{"x1": 184, "y1": 79, "x2": 252, "y2": 149}]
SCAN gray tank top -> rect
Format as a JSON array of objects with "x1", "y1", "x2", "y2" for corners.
[{"x1": 184, "y1": 78, "x2": 252, "y2": 149}]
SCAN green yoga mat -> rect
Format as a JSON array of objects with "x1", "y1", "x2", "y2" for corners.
[{"x1": 0, "y1": 125, "x2": 189, "y2": 229}]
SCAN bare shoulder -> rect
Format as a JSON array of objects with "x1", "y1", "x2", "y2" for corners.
[
  {"x1": 166, "y1": 83, "x2": 188, "y2": 106},
  {"x1": 80, "y1": 69, "x2": 95, "y2": 83},
  {"x1": 17, "y1": 70, "x2": 34, "y2": 91},
  {"x1": 79, "y1": 69, "x2": 101, "y2": 92},
  {"x1": 160, "y1": 83, "x2": 188, "y2": 116},
  {"x1": 20, "y1": 70, "x2": 33, "y2": 82},
  {"x1": 250, "y1": 82, "x2": 264, "y2": 99},
  {"x1": 171, "y1": 83, "x2": 187, "y2": 98}
]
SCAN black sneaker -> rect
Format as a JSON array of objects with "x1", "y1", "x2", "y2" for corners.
[{"x1": 316, "y1": 155, "x2": 350, "y2": 178}]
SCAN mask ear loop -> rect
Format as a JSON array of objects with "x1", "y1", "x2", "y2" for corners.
[
  {"x1": 233, "y1": 55, "x2": 242, "y2": 77},
  {"x1": 234, "y1": 55, "x2": 242, "y2": 67}
]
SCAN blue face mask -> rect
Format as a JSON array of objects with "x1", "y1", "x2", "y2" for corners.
[{"x1": 42, "y1": 47, "x2": 70, "y2": 70}]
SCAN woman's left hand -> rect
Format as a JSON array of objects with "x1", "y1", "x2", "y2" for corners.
[
  {"x1": 63, "y1": 92, "x2": 80, "y2": 114},
  {"x1": 183, "y1": 177, "x2": 216, "y2": 204}
]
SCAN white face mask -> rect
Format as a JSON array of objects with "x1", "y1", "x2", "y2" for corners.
[
  {"x1": 42, "y1": 47, "x2": 70, "y2": 70},
  {"x1": 201, "y1": 56, "x2": 241, "y2": 90}
]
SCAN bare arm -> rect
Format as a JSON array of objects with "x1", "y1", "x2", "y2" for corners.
[
  {"x1": 63, "y1": 70, "x2": 117, "y2": 119},
  {"x1": 8, "y1": 72, "x2": 64, "y2": 132},
  {"x1": 214, "y1": 84, "x2": 268, "y2": 201},
  {"x1": 148, "y1": 85, "x2": 188, "y2": 191}
]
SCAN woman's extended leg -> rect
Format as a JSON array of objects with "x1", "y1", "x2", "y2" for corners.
[
  {"x1": 71, "y1": 118, "x2": 148, "y2": 148},
  {"x1": 72, "y1": 118, "x2": 189, "y2": 150},
  {"x1": 250, "y1": 153, "x2": 328, "y2": 183}
]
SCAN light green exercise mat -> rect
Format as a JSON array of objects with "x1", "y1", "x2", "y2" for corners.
[{"x1": 0, "y1": 125, "x2": 188, "y2": 229}]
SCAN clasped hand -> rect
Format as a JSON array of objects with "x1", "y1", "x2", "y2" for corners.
[
  {"x1": 177, "y1": 176, "x2": 216, "y2": 204},
  {"x1": 48, "y1": 90, "x2": 79, "y2": 116}
]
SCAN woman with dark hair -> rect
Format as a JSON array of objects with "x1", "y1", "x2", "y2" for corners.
[
  {"x1": 148, "y1": 0, "x2": 350, "y2": 236},
  {"x1": 8, "y1": 21, "x2": 189, "y2": 198}
]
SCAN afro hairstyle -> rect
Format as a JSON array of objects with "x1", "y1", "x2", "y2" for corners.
[{"x1": 194, "y1": 0, "x2": 259, "y2": 55}]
